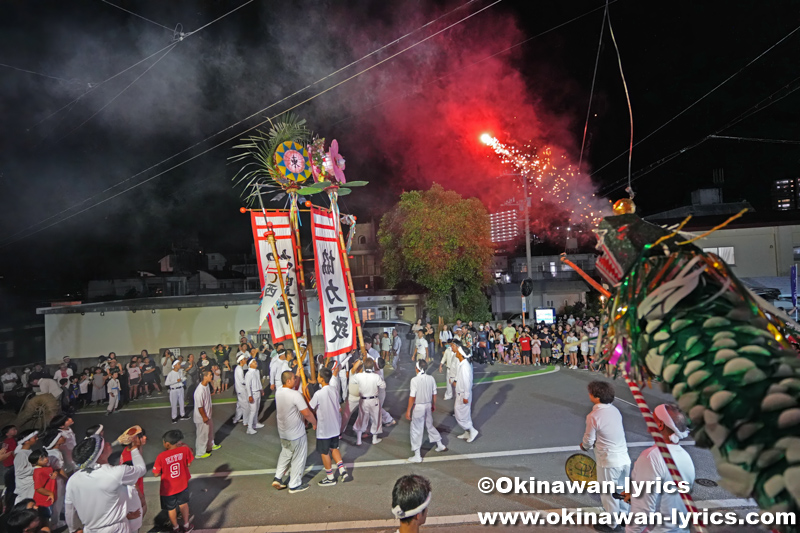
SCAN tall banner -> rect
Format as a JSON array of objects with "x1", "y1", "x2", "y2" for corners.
[
  {"x1": 311, "y1": 206, "x2": 357, "y2": 357},
  {"x1": 250, "y1": 211, "x2": 304, "y2": 343}
]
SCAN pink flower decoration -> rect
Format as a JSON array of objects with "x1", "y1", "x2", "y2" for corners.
[{"x1": 328, "y1": 139, "x2": 346, "y2": 184}]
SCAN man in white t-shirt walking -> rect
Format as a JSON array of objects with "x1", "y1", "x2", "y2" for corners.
[
  {"x1": 406, "y1": 360, "x2": 446, "y2": 463},
  {"x1": 244, "y1": 358, "x2": 265, "y2": 435},
  {"x1": 232, "y1": 353, "x2": 249, "y2": 425},
  {"x1": 273, "y1": 370, "x2": 316, "y2": 494},
  {"x1": 350, "y1": 358, "x2": 386, "y2": 446},
  {"x1": 194, "y1": 368, "x2": 221, "y2": 458},
  {"x1": 309, "y1": 367, "x2": 349, "y2": 486},
  {"x1": 581, "y1": 380, "x2": 630, "y2": 532},
  {"x1": 414, "y1": 330, "x2": 428, "y2": 361}
]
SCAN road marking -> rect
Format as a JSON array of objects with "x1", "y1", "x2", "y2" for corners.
[
  {"x1": 76, "y1": 367, "x2": 559, "y2": 414},
  {"x1": 142, "y1": 439, "x2": 696, "y2": 483},
  {"x1": 191, "y1": 498, "x2": 756, "y2": 532}
]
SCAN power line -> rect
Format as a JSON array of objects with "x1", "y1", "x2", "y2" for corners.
[
  {"x1": 99, "y1": 0, "x2": 175, "y2": 33},
  {"x1": 8, "y1": 0, "x2": 485, "y2": 241},
  {"x1": 0, "y1": 0, "x2": 501, "y2": 248},
  {"x1": 578, "y1": 3, "x2": 607, "y2": 172},
  {"x1": 57, "y1": 44, "x2": 178, "y2": 141},
  {"x1": 598, "y1": 74, "x2": 800, "y2": 196},
  {"x1": 589, "y1": 19, "x2": 800, "y2": 179},
  {"x1": 333, "y1": 0, "x2": 618, "y2": 128},
  {"x1": 0, "y1": 62, "x2": 87, "y2": 85},
  {"x1": 709, "y1": 134, "x2": 800, "y2": 145},
  {"x1": 29, "y1": 0, "x2": 254, "y2": 134},
  {"x1": 605, "y1": 0, "x2": 634, "y2": 197}
]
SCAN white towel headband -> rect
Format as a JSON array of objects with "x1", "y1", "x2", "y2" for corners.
[
  {"x1": 654, "y1": 404, "x2": 690, "y2": 443},
  {"x1": 392, "y1": 492, "x2": 432, "y2": 520}
]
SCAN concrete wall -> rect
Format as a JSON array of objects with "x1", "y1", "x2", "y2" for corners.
[{"x1": 693, "y1": 224, "x2": 800, "y2": 278}]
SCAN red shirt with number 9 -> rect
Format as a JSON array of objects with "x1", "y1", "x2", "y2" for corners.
[{"x1": 153, "y1": 445, "x2": 194, "y2": 496}]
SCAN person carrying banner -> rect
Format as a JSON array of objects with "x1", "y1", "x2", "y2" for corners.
[
  {"x1": 406, "y1": 360, "x2": 447, "y2": 463},
  {"x1": 165, "y1": 360, "x2": 189, "y2": 424},
  {"x1": 350, "y1": 358, "x2": 385, "y2": 446},
  {"x1": 273, "y1": 371, "x2": 316, "y2": 494},
  {"x1": 232, "y1": 353, "x2": 249, "y2": 426},
  {"x1": 451, "y1": 340, "x2": 478, "y2": 443},
  {"x1": 245, "y1": 358, "x2": 265, "y2": 435}
]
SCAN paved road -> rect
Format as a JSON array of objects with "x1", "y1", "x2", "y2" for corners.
[{"x1": 65, "y1": 362, "x2": 762, "y2": 532}]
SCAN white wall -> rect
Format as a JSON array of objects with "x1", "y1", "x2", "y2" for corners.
[
  {"x1": 44, "y1": 305, "x2": 260, "y2": 363},
  {"x1": 693, "y1": 224, "x2": 800, "y2": 278}
]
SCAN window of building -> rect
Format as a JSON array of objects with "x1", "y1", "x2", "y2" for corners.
[
  {"x1": 794, "y1": 247, "x2": 800, "y2": 261},
  {"x1": 361, "y1": 308, "x2": 376, "y2": 321},
  {"x1": 358, "y1": 235, "x2": 367, "y2": 245},
  {"x1": 703, "y1": 246, "x2": 736, "y2": 265},
  {"x1": 550, "y1": 261, "x2": 557, "y2": 277}
]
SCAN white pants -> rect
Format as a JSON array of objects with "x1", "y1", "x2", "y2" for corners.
[
  {"x1": 410, "y1": 403, "x2": 442, "y2": 451},
  {"x1": 276, "y1": 435, "x2": 307, "y2": 489},
  {"x1": 246, "y1": 395, "x2": 262, "y2": 427},
  {"x1": 195, "y1": 419, "x2": 214, "y2": 455},
  {"x1": 358, "y1": 397, "x2": 382, "y2": 435},
  {"x1": 51, "y1": 477, "x2": 66, "y2": 524},
  {"x1": 169, "y1": 387, "x2": 185, "y2": 419},
  {"x1": 341, "y1": 396, "x2": 360, "y2": 434},
  {"x1": 233, "y1": 391, "x2": 247, "y2": 423},
  {"x1": 107, "y1": 392, "x2": 119, "y2": 413},
  {"x1": 443, "y1": 370, "x2": 454, "y2": 400},
  {"x1": 454, "y1": 392, "x2": 473, "y2": 431},
  {"x1": 340, "y1": 374, "x2": 348, "y2": 403},
  {"x1": 599, "y1": 464, "x2": 630, "y2": 525}
]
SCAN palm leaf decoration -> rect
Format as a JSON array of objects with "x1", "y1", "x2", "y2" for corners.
[{"x1": 229, "y1": 113, "x2": 311, "y2": 205}]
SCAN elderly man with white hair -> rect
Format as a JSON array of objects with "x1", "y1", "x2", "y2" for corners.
[{"x1": 625, "y1": 403, "x2": 695, "y2": 533}]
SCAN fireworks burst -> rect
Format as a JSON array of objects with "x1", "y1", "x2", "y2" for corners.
[{"x1": 481, "y1": 135, "x2": 610, "y2": 228}]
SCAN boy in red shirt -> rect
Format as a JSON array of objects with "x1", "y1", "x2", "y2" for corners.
[
  {"x1": 30, "y1": 449, "x2": 58, "y2": 526},
  {"x1": 519, "y1": 331, "x2": 532, "y2": 365},
  {"x1": 153, "y1": 429, "x2": 194, "y2": 533}
]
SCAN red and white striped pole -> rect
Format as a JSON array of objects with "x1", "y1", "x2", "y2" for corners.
[{"x1": 624, "y1": 373, "x2": 707, "y2": 533}]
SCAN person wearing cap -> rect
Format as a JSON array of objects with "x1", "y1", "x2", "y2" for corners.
[
  {"x1": 451, "y1": 340, "x2": 478, "y2": 443},
  {"x1": 580, "y1": 381, "x2": 630, "y2": 532},
  {"x1": 406, "y1": 360, "x2": 446, "y2": 463},
  {"x1": 244, "y1": 358, "x2": 265, "y2": 435},
  {"x1": 623, "y1": 403, "x2": 695, "y2": 533},
  {"x1": 13, "y1": 430, "x2": 40, "y2": 503},
  {"x1": 392, "y1": 474, "x2": 432, "y2": 533},
  {"x1": 193, "y1": 369, "x2": 220, "y2": 458},
  {"x1": 65, "y1": 433, "x2": 146, "y2": 533},
  {"x1": 165, "y1": 360, "x2": 189, "y2": 424},
  {"x1": 232, "y1": 352, "x2": 249, "y2": 426},
  {"x1": 350, "y1": 358, "x2": 386, "y2": 446}
]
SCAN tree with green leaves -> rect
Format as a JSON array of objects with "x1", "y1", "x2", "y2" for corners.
[{"x1": 378, "y1": 184, "x2": 493, "y2": 321}]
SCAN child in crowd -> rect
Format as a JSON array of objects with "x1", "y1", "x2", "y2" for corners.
[
  {"x1": 509, "y1": 343, "x2": 521, "y2": 365},
  {"x1": 153, "y1": 430, "x2": 195, "y2": 533},
  {"x1": 380, "y1": 332, "x2": 392, "y2": 362},
  {"x1": 531, "y1": 334, "x2": 542, "y2": 366},
  {"x1": 42, "y1": 430, "x2": 68, "y2": 528},
  {"x1": 566, "y1": 331, "x2": 579, "y2": 369},
  {"x1": 128, "y1": 359, "x2": 141, "y2": 400},
  {"x1": 78, "y1": 370, "x2": 91, "y2": 408},
  {"x1": 309, "y1": 367, "x2": 349, "y2": 486},
  {"x1": 518, "y1": 330, "x2": 531, "y2": 365},
  {"x1": 91, "y1": 368, "x2": 106, "y2": 405},
  {"x1": 107, "y1": 370, "x2": 121, "y2": 415},
  {"x1": 30, "y1": 449, "x2": 56, "y2": 526},
  {"x1": 552, "y1": 336, "x2": 563, "y2": 364},
  {"x1": 212, "y1": 363, "x2": 222, "y2": 395},
  {"x1": 67, "y1": 376, "x2": 80, "y2": 411},
  {"x1": 540, "y1": 333, "x2": 552, "y2": 366}
]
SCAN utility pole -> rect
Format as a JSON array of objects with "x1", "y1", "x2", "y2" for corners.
[{"x1": 522, "y1": 175, "x2": 532, "y2": 324}]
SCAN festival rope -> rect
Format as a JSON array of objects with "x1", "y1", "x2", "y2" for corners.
[{"x1": 623, "y1": 373, "x2": 707, "y2": 533}]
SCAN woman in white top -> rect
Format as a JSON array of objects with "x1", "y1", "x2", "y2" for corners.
[{"x1": 438, "y1": 325, "x2": 452, "y2": 357}]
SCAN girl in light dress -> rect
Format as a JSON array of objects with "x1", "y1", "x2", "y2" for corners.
[
  {"x1": 91, "y1": 368, "x2": 107, "y2": 404},
  {"x1": 531, "y1": 334, "x2": 542, "y2": 366}
]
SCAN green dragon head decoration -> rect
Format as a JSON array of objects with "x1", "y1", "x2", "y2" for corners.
[{"x1": 594, "y1": 206, "x2": 800, "y2": 530}]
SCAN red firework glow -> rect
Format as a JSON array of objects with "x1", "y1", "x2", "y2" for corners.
[{"x1": 330, "y1": 1, "x2": 611, "y2": 245}]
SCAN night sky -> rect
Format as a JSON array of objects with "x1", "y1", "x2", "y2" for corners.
[{"x1": 2, "y1": 0, "x2": 800, "y2": 303}]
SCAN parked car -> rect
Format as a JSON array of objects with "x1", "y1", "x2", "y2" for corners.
[{"x1": 362, "y1": 320, "x2": 413, "y2": 342}]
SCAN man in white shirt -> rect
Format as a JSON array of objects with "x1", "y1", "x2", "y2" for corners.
[
  {"x1": 165, "y1": 360, "x2": 188, "y2": 423},
  {"x1": 33, "y1": 377, "x2": 63, "y2": 400},
  {"x1": 406, "y1": 360, "x2": 447, "y2": 463},
  {"x1": 438, "y1": 343, "x2": 458, "y2": 401},
  {"x1": 193, "y1": 369, "x2": 220, "y2": 458},
  {"x1": 392, "y1": 330, "x2": 403, "y2": 369},
  {"x1": 350, "y1": 358, "x2": 386, "y2": 446},
  {"x1": 270, "y1": 349, "x2": 292, "y2": 391},
  {"x1": 13, "y1": 430, "x2": 39, "y2": 503},
  {"x1": 625, "y1": 404, "x2": 695, "y2": 533},
  {"x1": 2, "y1": 368, "x2": 18, "y2": 392},
  {"x1": 232, "y1": 353, "x2": 249, "y2": 425},
  {"x1": 309, "y1": 367, "x2": 349, "y2": 486},
  {"x1": 65, "y1": 433, "x2": 146, "y2": 533},
  {"x1": 451, "y1": 341, "x2": 478, "y2": 443},
  {"x1": 364, "y1": 340, "x2": 395, "y2": 428},
  {"x1": 580, "y1": 380, "x2": 631, "y2": 532},
  {"x1": 245, "y1": 358, "x2": 265, "y2": 435},
  {"x1": 414, "y1": 330, "x2": 428, "y2": 361},
  {"x1": 273, "y1": 370, "x2": 316, "y2": 494}
]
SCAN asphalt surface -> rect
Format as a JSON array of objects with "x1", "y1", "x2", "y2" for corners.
[{"x1": 60, "y1": 360, "x2": 765, "y2": 532}]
